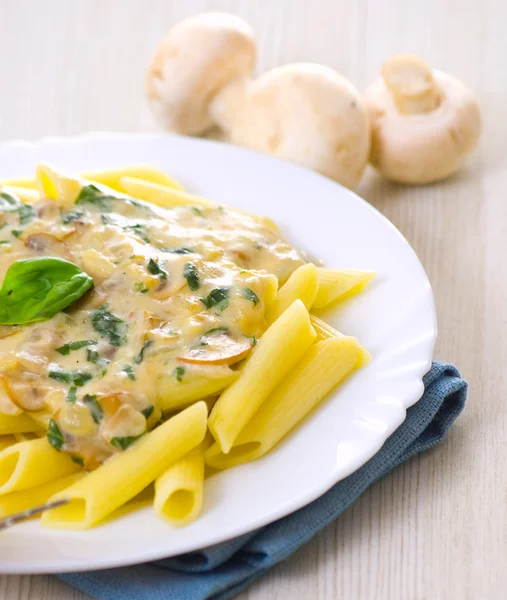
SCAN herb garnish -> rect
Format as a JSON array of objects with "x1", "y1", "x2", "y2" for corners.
[
  {"x1": 201, "y1": 288, "x2": 229, "y2": 311},
  {"x1": 56, "y1": 339, "x2": 97, "y2": 356},
  {"x1": 183, "y1": 262, "x2": 200, "y2": 290},
  {"x1": 243, "y1": 288, "x2": 259, "y2": 306},
  {"x1": 49, "y1": 368, "x2": 93, "y2": 387},
  {"x1": 47, "y1": 419, "x2": 64, "y2": 451},
  {"x1": 91, "y1": 305, "x2": 127, "y2": 347},
  {"x1": 83, "y1": 394, "x2": 104, "y2": 424},
  {"x1": 147, "y1": 258, "x2": 167, "y2": 280}
]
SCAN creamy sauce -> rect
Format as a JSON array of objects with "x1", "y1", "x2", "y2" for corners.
[{"x1": 0, "y1": 188, "x2": 305, "y2": 467}]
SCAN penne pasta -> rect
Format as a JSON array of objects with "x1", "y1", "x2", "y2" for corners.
[
  {"x1": 267, "y1": 263, "x2": 319, "y2": 323},
  {"x1": 0, "y1": 435, "x2": 16, "y2": 452},
  {"x1": 41, "y1": 401, "x2": 207, "y2": 529},
  {"x1": 208, "y1": 300, "x2": 317, "y2": 453},
  {"x1": 310, "y1": 315, "x2": 372, "y2": 367},
  {"x1": 154, "y1": 446, "x2": 205, "y2": 526},
  {"x1": 205, "y1": 337, "x2": 363, "y2": 469},
  {"x1": 0, "y1": 164, "x2": 183, "y2": 193},
  {"x1": 119, "y1": 177, "x2": 215, "y2": 208},
  {"x1": 312, "y1": 268, "x2": 375, "y2": 309},
  {"x1": 0, "y1": 437, "x2": 81, "y2": 495},
  {"x1": 0, "y1": 413, "x2": 43, "y2": 436},
  {"x1": 0, "y1": 472, "x2": 84, "y2": 519},
  {"x1": 158, "y1": 369, "x2": 240, "y2": 412}
]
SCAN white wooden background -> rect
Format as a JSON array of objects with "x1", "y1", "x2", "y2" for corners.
[{"x1": 0, "y1": 0, "x2": 503, "y2": 598}]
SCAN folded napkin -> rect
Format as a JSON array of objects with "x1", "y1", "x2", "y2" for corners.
[{"x1": 59, "y1": 362, "x2": 467, "y2": 600}]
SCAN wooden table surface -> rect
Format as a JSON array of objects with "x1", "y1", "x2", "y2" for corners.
[{"x1": 0, "y1": 0, "x2": 503, "y2": 598}]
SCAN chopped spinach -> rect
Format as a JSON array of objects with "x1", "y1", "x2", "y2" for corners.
[
  {"x1": 0, "y1": 192, "x2": 21, "y2": 212},
  {"x1": 191, "y1": 207, "x2": 203, "y2": 216},
  {"x1": 243, "y1": 288, "x2": 260, "y2": 306},
  {"x1": 147, "y1": 258, "x2": 167, "y2": 280},
  {"x1": 134, "y1": 282, "x2": 148, "y2": 294},
  {"x1": 123, "y1": 365, "x2": 136, "y2": 381},
  {"x1": 71, "y1": 455, "x2": 84, "y2": 466},
  {"x1": 134, "y1": 340, "x2": 153, "y2": 365},
  {"x1": 160, "y1": 247, "x2": 193, "y2": 255},
  {"x1": 49, "y1": 368, "x2": 93, "y2": 387},
  {"x1": 83, "y1": 394, "x2": 103, "y2": 424},
  {"x1": 91, "y1": 305, "x2": 127, "y2": 347},
  {"x1": 61, "y1": 209, "x2": 84, "y2": 224},
  {"x1": 204, "y1": 326, "x2": 229, "y2": 336},
  {"x1": 47, "y1": 419, "x2": 64, "y2": 451},
  {"x1": 201, "y1": 287, "x2": 229, "y2": 311},
  {"x1": 125, "y1": 223, "x2": 150, "y2": 243},
  {"x1": 67, "y1": 386, "x2": 77, "y2": 403},
  {"x1": 11, "y1": 230, "x2": 22, "y2": 238},
  {"x1": 174, "y1": 366, "x2": 185, "y2": 382},
  {"x1": 110, "y1": 434, "x2": 143, "y2": 450},
  {"x1": 183, "y1": 262, "x2": 200, "y2": 290},
  {"x1": 18, "y1": 204, "x2": 35, "y2": 226},
  {"x1": 76, "y1": 184, "x2": 115, "y2": 211},
  {"x1": 56, "y1": 339, "x2": 97, "y2": 356}
]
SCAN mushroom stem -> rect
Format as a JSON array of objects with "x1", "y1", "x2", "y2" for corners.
[
  {"x1": 381, "y1": 54, "x2": 440, "y2": 115},
  {"x1": 209, "y1": 76, "x2": 250, "y2": 135}
]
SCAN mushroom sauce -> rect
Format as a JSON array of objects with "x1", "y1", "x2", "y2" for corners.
[{"x1": 0, "y1": 188, "x2": 305, "y2": 468}]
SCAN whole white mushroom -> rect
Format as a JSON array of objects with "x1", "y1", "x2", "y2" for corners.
[
  {"x1": 146, "y1": 13, "x2": 370, "y2": 189},
  {"x1": 365, "y1": 54, "x2": 481, "y2": 184}
]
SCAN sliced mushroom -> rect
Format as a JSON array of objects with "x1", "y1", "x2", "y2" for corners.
[
  {"x1": 1, "y1": 375, "x2": 49, "y2": 411},
  {"x1": 0, "y1": 376, "x2": 23, "y2": 415},
  {"x1": 24, "y1": 232, "x2": 74, "y2": 261},
  {"x1": 178, "y1": 330, "x2": 253, "y2": 365}
]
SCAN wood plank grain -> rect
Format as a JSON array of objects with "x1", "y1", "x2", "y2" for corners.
[{"x1": 0, "y1": 0, "x2": 503, "y2": 598}]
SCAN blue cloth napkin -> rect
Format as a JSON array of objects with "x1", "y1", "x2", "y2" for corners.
[{"x1": 59, "y1": 362, "x2": 466, "y2": 600}]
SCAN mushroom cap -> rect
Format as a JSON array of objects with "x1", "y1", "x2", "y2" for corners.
[
  {"x1": 365, "y1": 70, "x2": 481, "y2": 184},
  {"x1": 146, "y1": 13, "x2": 256, "y2": 135},
  {"x1": 229, "y1": 63, "x2": 370, "y2": 190}
]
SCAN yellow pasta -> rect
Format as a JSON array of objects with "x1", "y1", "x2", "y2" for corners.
[
  {"x1": 208, "y1": 300, "x2": 317, "y2": 453},
  {"x1": 154, "y1": 447, "x2": 205, "y2": 526},
  {"x1": 205, "y1": 337, "x2": 363, "y2": 469},
  {"x1": 42, "y1": 401, "x2": 207, "y2": 529},
  {"x1": 0, "y1": 436, "x2": 16, "y2": 452},
  {"x1": 0, "y1": 413, "x2": 43, "y2": 436},
  {"x1": 0, "y1": 437, "x2": 80, "y2": 495},
  {"x1": 312, "y1": 268, "x2": 375, "y2": 309},
  {"x1": 0, "y1": 473, "x2": 84, "y2": 519},
  {"x1": 266, "y1": 263, "x2": 319, "y2": 323},
  {"x1": 119, "y1": 177, "x2": 215, "y2": 208},
  {"x1": 310, "y1": 315, "x2": 371, "y2": 367},
  {"x1": 1, "y1": 164, "x2": 183, "y2": 193},
  {"x1": 159, "y1": 369, "x2": 240, "y2": 412}
]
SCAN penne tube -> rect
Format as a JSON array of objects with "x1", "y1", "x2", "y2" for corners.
[
  {"x1": 41, "y1": 401, "x2": 207, "y2": 529},
  {"x1": 205, "y1": 337, "x2": 363, "y2": 469},
  {"x1": 119, "y1": 177, "x2": 215, "y2": 208},
  {"x1": 0, "y1": 413, "x2": 43, "y2": 436},
  {"x1": 0, "y1": 436, "x2": 16, "y2": 452},
  {"x1": 310, "y1": 315, "x2": 372, "y2": 367},
  {"x1": 267, "y1": 263, "x2": 318, "y2": 323},
  {"x1": 0, "y1": 165, "x2": 183, "y2": 193},
  {"x1": 312, "y1": 268, "x2": 375, "y2": 309},
  {"x1": 0, "y1": 437, "x2": 81, "y2": 495},
  {"x1": 0, "y1": 472, "x2": 84, "y2": 519},
  {"x1": 158, "y1": 369, "x2": 239, "y2": 412},
  {"x1": 154, "y1": 446, "x2": 205, "y2": 526},
  {"x1": 208, "y1": 300, "x2": 316, "y2": 453}
]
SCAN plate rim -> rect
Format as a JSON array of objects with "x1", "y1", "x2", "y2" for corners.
[{"x1": 0, "y1": 132, "x2": 437, "y2": 573}]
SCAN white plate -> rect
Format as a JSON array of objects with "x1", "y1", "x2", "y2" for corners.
[{"x1": 0, "y1": 133, "x2": 436, "y2": 573}]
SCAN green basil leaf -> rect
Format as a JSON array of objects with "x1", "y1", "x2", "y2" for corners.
[
  {"x1": 243, "y1": 288, "x2": 260, "y2": 306},
  {"x1": 147, "y1": 258, "x2": 167, "y2": 280},
  {"x1": 0, "y1": 257, "x2": 93, "y2": 325},
  {"x1": 0, "y1": 192, "x2": 21, "y2": 212},
  {"x1": 83, "y1": 394, "x2": 104, "y2": 424},
  {"x1": 110, "y1": 434, "x2": 143, "y2": 450},
  {"x1": 123, "y1": 365, "x2": 136, "y2": 381},
  {"x1": 18, "y1": 204, "x2": 35, "y2": 225},
  {"x1": 201, "y1": 287, "x2": 229, "y2": 311},
  {"x1": 56, "y1": 339, "x2": 97, "y2": 356},
  {"x1": 183, "y1": 262, "x2": 200, "y2": 290},
  {"x1": 71, "y1": 455, "x2": 84, "y2": 466},
  {"x1": 75, "y1": 184, "x2": 115, "y2": 211},
  {"x1": 47, "y1": 419, "x2": 64, "y2": 451},
  {"x1": 49, "y1": 368, "x2": 93, "y2": 387},
  {"x1": 134, "y1": 340, "x2": 153, "y2": 365},
  {"x1": 91, "y1": 305, "x2": 127, "y2": 347},
  {"x1": 174, "y1": 366, "x2": 185, "y2": 382}
]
